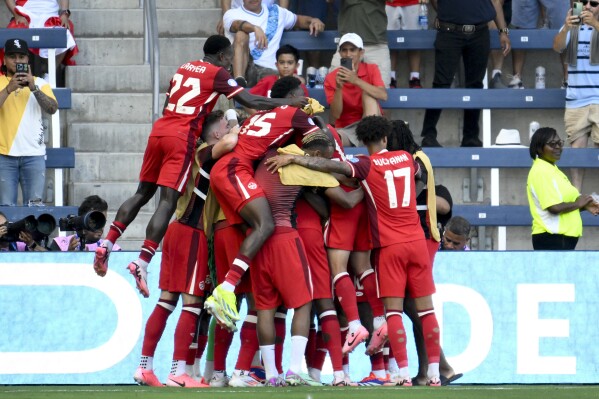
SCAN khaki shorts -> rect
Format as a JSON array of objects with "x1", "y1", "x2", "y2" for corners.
[
  {"x1": 246, "y1": 58, "x2": 278, "y2": 88},
  {"x1": 564, "y1": 104, "x2": 599, "y2": 145},
  {"x1": 337, "y1": 122, "x2": 362, "y2": 147}
]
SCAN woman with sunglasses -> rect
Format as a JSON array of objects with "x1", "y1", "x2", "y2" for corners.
[{"x1": 527, "y1": 127, "x2": 599, "y2": 250}]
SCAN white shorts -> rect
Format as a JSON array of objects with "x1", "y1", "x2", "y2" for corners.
[{"x1": 386, "y1": 4, "x2": 420, "y2": 31}]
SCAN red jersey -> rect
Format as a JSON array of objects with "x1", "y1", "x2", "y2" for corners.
[
  {"x1": 295, "y1": 197, "x2": 323, "y2": 231},
  {"x1": 249, "y1": 75, "x2": 310, "y2": 98},
  {"x1": 151, "y1": 60, "x2": 243, "y2": 139},
  {"x1": 234, "y1": 105, "x2": 319, "y2": 160},
  {"x1": 346, "y1": 149, "x2": 424, "y2": 247},
  {"x1": 386, "y1": 0, "x2": 418, "y2": 6}
]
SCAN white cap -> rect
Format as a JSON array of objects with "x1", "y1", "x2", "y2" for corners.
[
  {"x1": 493, "y1": 129, "x2": 526, "y2": 147},
  {"x1": 339, "y1": 33, "x2": 363, "y2": 49}
]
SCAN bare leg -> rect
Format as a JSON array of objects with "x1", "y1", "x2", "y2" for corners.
[
  {"x1": 233, "y1": 31, "x2": 250, "y2": 80},
  {"x1": 114, "y1": 181, "x2": 159, "y2": 228},
  {"x1": 570, "y1": 135, "x2": 589, "y2": 192},
  {"x1": 362, "y1": 92, "x2": 382, "y2": 117},
  {"x1": 146, "y1": 186, "x2": 180, "y2": 244},
  {"x1": 237, "y1": 197, "x2": 275, "y2": 260}
]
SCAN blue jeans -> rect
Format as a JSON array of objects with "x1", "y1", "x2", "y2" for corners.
[{"x1": 0, "y1": 154, "x2": 46, "y2": 206}]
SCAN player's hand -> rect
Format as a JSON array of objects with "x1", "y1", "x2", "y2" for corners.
[
  {"x1": 309, "y1": 18, "x2": 325, "y2": 36},
  {"x1": 254, "y1": 26, "x2": 268, "y2": 49},
  {"x1": 287, "y1": 96, "x2": 309, "y2": 108},
  {"x1": 265, "y1": 154, "x2": 295, "y2": 172},
  {"x1": 68, "y1": 235, "x2": 81, "y2": 251}
]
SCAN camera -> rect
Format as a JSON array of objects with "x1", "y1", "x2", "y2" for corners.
[
  {"x1": 0, "y1": 214, "x2": 56, "y2": 242},
  {"x1": 58, "y1": 211, "x2": 106, "y2": 232}
]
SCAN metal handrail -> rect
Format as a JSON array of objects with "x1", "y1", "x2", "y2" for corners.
[{"x1": 142, "y1": 0, "x2": 160, "y2": 122}]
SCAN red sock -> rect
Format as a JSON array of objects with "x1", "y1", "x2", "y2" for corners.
[
  {"x1": 214, "y1": 324, "x2": 234, "y2": 370},
  {"x1": 370, "y1": 350, "x2": 385, "y2": 373},
  {"x1": 187, "y1": 334, "x2": 207, "y2": 365},
  {"x1": 105, "y1": 221, "x2": 126, "y2": 244},
  {"x1": 196, "y1": 334, "x2": 208, "y2": 362},
  {"x1": 341, "y1": 327, "x2": 349, "y2": 368},
  {"x1": 235, "y1": 311, "x2": 259, "y2": 371},
  {"x1": 142, "y1": 299, "x2": 177, "y2": 356},
  {"x1": 173, "y1": 304, "x2": 201, "y2": 360},
  {"x1": 225, "y1": 254, "x2": 251, "y2": 286},
  {"x1": 319, "y1": 310, "x2": 343, "y2": 372},
  {"x1": 358, "y1": 269, "x2": 385, "y2": 318},
  {"x1": 383, "y1": 342, "x2": 390, "y2": 371},
  {"x1": 311, "y1": 330, "x2": 327, "y2": 371},
  {"x1": 386, "y1": 310, "x2": 408, "y2": 368},
  {"x1": 305, "y1": 325, "x2": 317, "y2": 369},
  {"x1": 275, "y1": 312, "x2": 287, "y2": 374},
  {"x1": 139, "y1": 239, "x2": 159, "y2": 264},
  {"x1": 420, "y1": 310, "x2": 441, "y2": 364},
  {"x1": 333, "y1": 273, "x2": 359, "y2": 322}
]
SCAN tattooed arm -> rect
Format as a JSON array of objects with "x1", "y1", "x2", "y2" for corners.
[{"x1": 265, "y1": 154, "x2": 353, "y2": 176}]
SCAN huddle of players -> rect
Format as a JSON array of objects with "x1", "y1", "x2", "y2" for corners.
[{"x1": 91, "y1": 34, "x2": 442, "y2": 388}]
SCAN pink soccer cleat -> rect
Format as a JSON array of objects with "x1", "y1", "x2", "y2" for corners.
[
  {"x1": 365, "y1": 322, "x2": 388, "y2": 355},
  {"x1": 427, "y1": 377, "x2": 441, "y2": 387},
  {"x1": 166, "y1": 373, "x2": 210, "y2": 388},
  {"x1": 93, "y1": 246, "x2": 109, "y2": 277},
  {"x1": 133, "y1": 367, "x2": 163, "y2": 387},
  {"x1": 342, "y1": 325, "x2": 369, "y2": 354},
  {"x1": 384, "y1": 373, "x2": 413, "y2": 387},
  {"x1": 128, "y1": 261, "x2": 150, "y2": 298}
]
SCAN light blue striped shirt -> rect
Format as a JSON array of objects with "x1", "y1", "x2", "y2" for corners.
[{"x1": 565, "y1": 25, "x2": 599, "y2": 108}]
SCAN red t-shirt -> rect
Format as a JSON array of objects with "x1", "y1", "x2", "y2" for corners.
[
  {"x1": 386, "y1": 0, "x2": 419, "y2": 6},
  {"x1": 324, "y1": 62, "x2": 385, "y2": 128},
  {"x1": 249, "y1": 75, "x2": 310, "y2": 98},
  {"x1": 234, "y1": 105, "x2": 319, "y2": 160},
  {"x1": 151, "y1": 60, "x2": 243, "y2": 139},
  {"x1": 346, "y1": 149, "x2": 424, "y2": 247}
]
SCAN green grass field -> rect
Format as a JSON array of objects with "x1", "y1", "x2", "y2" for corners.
[{"x1": 2, "y1": 385, "x2": 598, "y2": 399}]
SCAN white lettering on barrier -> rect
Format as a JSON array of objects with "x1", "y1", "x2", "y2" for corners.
[
  {"x1": 516, "y1": 284, "x2": 576, "y2": 374},
  {"x1": 434, "y1": 284, "x2": 493, "y2": 374},
  {"x1": 0, "y1": 263, "x2": 142, "y2": 374}
]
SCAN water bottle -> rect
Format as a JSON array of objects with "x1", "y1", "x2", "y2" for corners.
[
  {"x1": 306, "y1": 66, "x2": 317, "y2": 88},
  {"x1": 535, "y1": 66, "x2": 545, "y2": 89},
  {"x1": 418, "y1": 2, "x2": 428, "y2": 30},
  {"x1": 529, "y1": 121, "x2": 540, "y2": 141},
  {"x1": 316, "y1": 66, "x2": 328, "y2": 89}
]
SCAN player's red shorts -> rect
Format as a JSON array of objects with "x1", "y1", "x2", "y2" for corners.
[
  {"x1": 425, "y1": 237, "x2": 440, "y2": 267},
  {"x1": 324, "y1": 199, "x2": 371, "y2": 251},
  {"x1": 252, "y1": 227, "x2": 313, "y2": 310},
  {"x1": 139, "y1": 134, "x2": 195, "y2": 193},
  {"x1": 372, "y1": 239, "x2": 435, "y2": 299},
  {"x1": 159, "y1": 221, "x2": 210, "y2": 296},
  {"x1": 298, "y1": 227, "x2": 332, "y2": 300},
  {"x1": 210, "y1": 153, "x2": 266, "y2": 226},
  {"x1": 213, "y1": 220, "x2": 252, "y2": 294}
]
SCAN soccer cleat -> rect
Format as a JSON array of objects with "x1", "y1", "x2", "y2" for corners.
[
  {"x1": 427, "y1": 377, "x2": 442, "y2": 387},
  {"x1": 212, "y1": 285, "x2": 240, "y2": 322},
  {"x1": 408, "y1": 77, "x2": 422, "y2": 89},
  {"x1": 365, "y1": 322, "x2": 388, "y2": 355},
  {"x1": 228, "y1": 370, "x2": 263, "y2": 387},
  {"x1": 166, "y1": 373, "x2": 210, "y2": 388},
  {"x1": 342, "y1": 325, "x2": 369, "y2": 354},
  {"x1": 133, "y1": 367, "x2": 163, "y2": 387},
  {"x1": 285, "y1": 370, "x2": 309, "y2": 386},
  {"x1": 128, "y1": 261, "x2": 150, "y2": 298},
  {"x1": 93, "y1": 246, "x2": 109, "y2": 277},
  {"x1": 358, "y1": 372, "x2": 390, "y2": 386},
  {"x1": 249, "y1": 366, "x2": 266, "y2": 382},
  {"x1": 265, "y1": 376, "x2": 287, "y2": 387},
  {"x1": 209, "y1": 370, "x2": 229, "y2": 387},
  {"x1": 384, "y1": 373, "x2": 413, "y2": 387},
  {"x1": 204, "y1": 295, "x2": 237, "y2": 332},
  {"x1": 332, "y1": 375, "x2": 358, "y2": 387}
]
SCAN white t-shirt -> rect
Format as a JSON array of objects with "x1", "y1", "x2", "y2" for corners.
[
  {"x1": 231, "y1": 0, "x2": 277, "y2": 8},
  {"x1": 223, "y1": 4, "x2": 297, "y2": 70}
]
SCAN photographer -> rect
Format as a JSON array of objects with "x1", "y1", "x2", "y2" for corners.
[
  {"x1": 49, "y1": 195, "x2": 120, "y2": 252},
  {"x1": 0, "y1": 38, "x2": 58, "y2": 206},
  {"x1": 0, "y1": 211, "x2": 47, "y2": 252}
]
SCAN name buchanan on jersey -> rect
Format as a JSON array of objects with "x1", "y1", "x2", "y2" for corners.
[{"x1": 372, "y1": 153, "x2": 409, "y2": 166}]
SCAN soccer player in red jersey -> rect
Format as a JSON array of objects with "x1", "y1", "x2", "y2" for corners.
[
  {"x1": 133, "y1": 111, "x2": 238, "y2": 388},
  {"x1": 92, "y1": 35, "x2": 307, "y2": 298},
  {"x1": 206, "y1": 76, "x2": 319, "y2": 328},
  {"x1": 266, "y1": 115, "x2": 443, "y2": 387}
]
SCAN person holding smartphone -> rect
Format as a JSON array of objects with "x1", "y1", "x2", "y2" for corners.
[
  {"x1": 0, "y1": 38, "x2": 58, "y2": 207},
  {"x1": 324, "y1": 33, "x2": 388, "y2": 147}
]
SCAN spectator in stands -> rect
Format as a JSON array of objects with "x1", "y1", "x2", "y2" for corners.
[
  {"x1": 489, "y1": 0, "x2": 512, "y2": 88},
  {"x1": 0, "y1": 210, "x2": 47, "y2": 251},
  {"x1": 223, "y1": 0, "x2": 325, "y2": 87},
  {"x1": 386, "y1": 0, "x2": 425, "y2": 88},
  {"x1": 216, "y1": 0, "x2": 289, "y2": 35},
  {"x1": 420, "y1": 0, "x2": 510, "y2": 147},
  {"x1": 0, "y1": 38, "x2": 58, "y2": 207},
  {"x1": 527, "y1": 127, "x2": 599, "y2": 250},
  {"x1": 553, "y1": 2, "x2": 599, "y2": 192},
  {"x1": 5, "y1": 0, "x2": 78, "y2": 85},
  {"x1": 49, "y1": 195, "x2": 121, "y2": 252},
  {"x1": 508, "y1": 0, "x2": 568, "y2": 89},
  {"x1": 324, "y1": 33, "x2": 387, "y2": 147},
  {"x1": 332, "y1": 0, "x2": 391, "y2": 88},
  {"x1": 440, "y1": 216, "x2": 471, "y2": 251}
]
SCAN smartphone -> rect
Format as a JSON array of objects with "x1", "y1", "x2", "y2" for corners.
[
  {"x1": 340, "y1": 57, "x2": 353, "y2": 71},
  {"x1": 573, "y1": 1, "x2": 583, "y2": 22},
  {"x1": 15, "y1": 62, "x2": 29, "y2": 73}
]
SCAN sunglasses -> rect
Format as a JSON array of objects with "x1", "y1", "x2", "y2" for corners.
[
  {"x1": 546, "y1": 139, "x2": 565, "y2": 148},
  {"x1": 582, "y1": 0, "x2": 599, "y2": 7}
]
